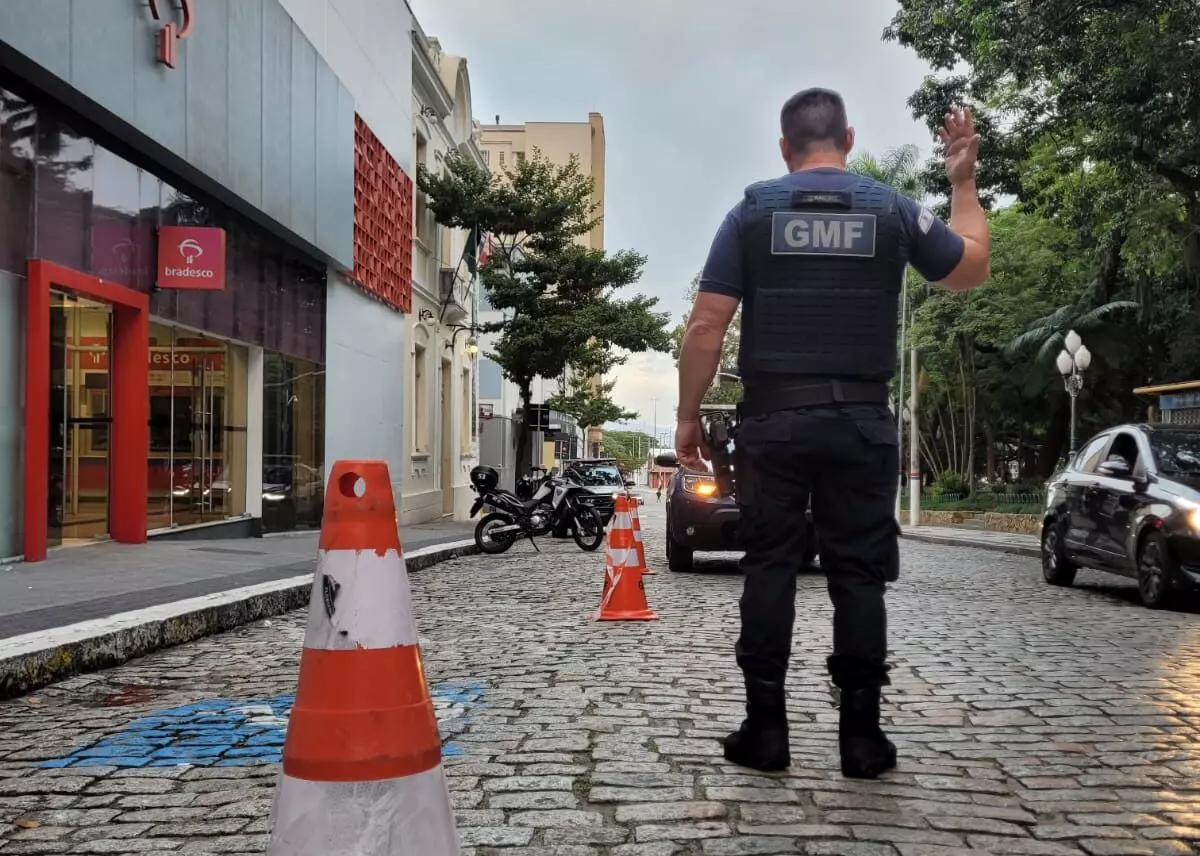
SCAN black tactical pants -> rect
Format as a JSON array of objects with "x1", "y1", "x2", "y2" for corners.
[{"x1": 734, "y1": 404, "x2": 899, "y2": 691}]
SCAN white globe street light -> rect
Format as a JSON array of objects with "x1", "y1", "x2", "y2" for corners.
[{"x1": 1058, "y1": 331, "x2": 1091, "y2": 457}]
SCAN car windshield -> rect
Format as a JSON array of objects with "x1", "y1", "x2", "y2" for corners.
[
  {"x1": 573, "y1": 465, "x2": 623, "y2": 486},
  {"x1": 1151, "y1": 431, "x2": 1200, "y2": 476}
]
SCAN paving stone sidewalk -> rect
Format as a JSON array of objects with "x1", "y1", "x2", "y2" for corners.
[
  {"x1": 902, "y1": 525, "x2": 1040, "y2": 558},
  {"x1": 1, "y1": 506, "x2": 1199, "y2": 855},
  {"x1": 0, "y1": 519, "x2": 477, "y2": 639}
]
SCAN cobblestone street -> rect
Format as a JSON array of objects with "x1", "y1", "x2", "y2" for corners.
[{"x1": 2, "y1": 502, "x2": 1200, "y2": 855}]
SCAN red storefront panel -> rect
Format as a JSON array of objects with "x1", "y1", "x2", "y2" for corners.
[{"x1": 348, "y1": 114, "x2": 413, "y2": 313}]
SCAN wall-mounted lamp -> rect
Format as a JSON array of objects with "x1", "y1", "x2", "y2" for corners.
[
  {"x1": 417, "y1": 309, "x2": 435, "y2": 322},
  {"x1": 465, "y1": 335, "x2": 479, "y2": 356},
  {"x1": 419, "y1": 105, "x2": 438, "y2": 119}
]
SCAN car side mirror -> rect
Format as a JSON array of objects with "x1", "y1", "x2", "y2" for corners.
[
  {"x1": 623, "y1": 479, "x2": 636, "y2": 488},
  {"x1": 654, "y1": 451, "x2": 679, "y2": 468},
  {"x1": 1098, "y1": 458, "x2": 1132, "y2": 479}
]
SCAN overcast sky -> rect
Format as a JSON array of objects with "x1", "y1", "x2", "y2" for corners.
[{"x1": 411, "y1": 0, "x2": 940, "y2": 441}]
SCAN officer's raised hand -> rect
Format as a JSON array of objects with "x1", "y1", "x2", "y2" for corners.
[{"x1": 938, "y1": 106, "x2": 980, "y2": 185}]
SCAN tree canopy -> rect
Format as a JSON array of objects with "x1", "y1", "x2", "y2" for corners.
[
  {"x1": 417, "y1": 149, "x2": 671, "y2": 473},
  {"x1": 669, "y1": 274, "x2": 743, "y2": 405},
  {"x1": 884, "y1": 0, "x2": 1198, "y2": 491}
]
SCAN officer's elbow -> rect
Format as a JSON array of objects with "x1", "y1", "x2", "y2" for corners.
[{"x1": 938, "y1": 242, "x2": 991, "y2": 291}]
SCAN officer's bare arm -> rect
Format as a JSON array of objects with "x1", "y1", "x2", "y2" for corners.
[
  {"x1": 938, "y1": 178, "x2": 991, "y2": 291},
  {"x1": 677, "y1": 293, "x2": 740, "y2": 420}
]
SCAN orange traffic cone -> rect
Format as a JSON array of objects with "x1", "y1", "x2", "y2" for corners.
[
  {"x1": 266, "y1": 460, "x2": 459, "y2": 856},
  {"x1": 628, "y1": 497, "x2": 654, "y2": 575},
  {"x1": 595, "y1": 496, "x2": 658, "y2": 621}
]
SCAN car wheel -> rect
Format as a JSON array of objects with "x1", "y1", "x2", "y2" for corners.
[
  {"x1": 666, "y1": 523, "x2": 694, "y2": 573},
  {"x1": 1041, "y1": 519, "x2": 1078, "y2": 587},
  {"x1": 1137, "y1": 530, "x2": 1176, "y2": 610}
]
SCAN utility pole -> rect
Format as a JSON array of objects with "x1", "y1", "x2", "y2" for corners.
[
  {"x1": 652, "y1": 398, "x2": 658, "y2": 453},
  {"x1": 908, "y1": 348, "x2": 921, "y2": 527},
  {"x1": 895, "y1": 276, "x2": 908, "y2": 524}
]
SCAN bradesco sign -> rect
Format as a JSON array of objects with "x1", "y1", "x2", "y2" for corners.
[{"x1": 157, "y1": 226, "x2": 226, "y2": 290}]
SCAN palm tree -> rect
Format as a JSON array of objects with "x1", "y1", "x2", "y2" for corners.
[{"x1": 847, "y1": 144, "x2": 925, "y2": 200}]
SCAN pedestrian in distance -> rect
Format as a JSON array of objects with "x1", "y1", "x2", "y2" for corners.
[
  {"x1": 656, "y1": 487, "x2": 662, "y2": 502},
  {"x1": 674, "y1": 89, "x2": 991, "y2": 778}
]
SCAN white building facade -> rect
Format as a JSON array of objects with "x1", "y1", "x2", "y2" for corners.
[
  {"x1": 278, "y1": 0, "x2": 415, "y2": 508},
  {"x1": 403, "y1": 27, "x2": 487, "y2": 524}
]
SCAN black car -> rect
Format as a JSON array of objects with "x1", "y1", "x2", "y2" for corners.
[
  {"x1": 1041, "y1": 423, "x2": 1200, "y2": 608},
  {"x1": 654, "y1": 407, "x2": 818, "y2": 572}
]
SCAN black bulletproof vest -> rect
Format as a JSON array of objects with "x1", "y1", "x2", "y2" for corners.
[{"x1": 737, "y1": 174, "x2": 907, "y2": 386}]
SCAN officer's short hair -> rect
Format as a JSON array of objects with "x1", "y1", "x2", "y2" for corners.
[{"x1": 780, "y1": 88, "x2": 849, "y2": 154}]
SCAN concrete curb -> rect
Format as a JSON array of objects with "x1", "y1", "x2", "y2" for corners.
[
  {"x1": 0, "y1": 539, "x2": 478, "y2": 701},
  {"x1": 901, "y1": 530, "x2": 1040, "y2": 559}
]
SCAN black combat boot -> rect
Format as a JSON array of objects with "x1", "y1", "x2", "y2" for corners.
[
  {"x1": 722, "y1": 677, "x2": 790, "y2": 772},
  {"x1": 838, "y1": 687, "x2": 896, "y2": 779}
]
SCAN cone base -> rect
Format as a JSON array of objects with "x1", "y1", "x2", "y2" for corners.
[
  {"x1": 267, "y1": 767, "x2": 459, "y2": 856},
  {"x1": 595, "y1": 609, "x2": 659, "y2": 621}
]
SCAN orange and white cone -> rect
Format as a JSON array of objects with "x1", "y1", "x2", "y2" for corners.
[
  {"x1": 595, "y1": 496, "x2": 658, "y2": 621},
  {"x1": 266, "y1": 460, "x2": 459, "y2": 856},
  {"x1": 628, "y1": 498, "x2": 654, "y2": 575}
]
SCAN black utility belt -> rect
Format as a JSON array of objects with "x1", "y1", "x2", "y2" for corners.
[{"x1": 741, "y1": 379, "x2": 888, "y2": 416}]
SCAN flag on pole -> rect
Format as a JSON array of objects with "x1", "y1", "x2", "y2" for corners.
[{"x1": 463, "y1": 227, "x2": 493, "y2": 275}]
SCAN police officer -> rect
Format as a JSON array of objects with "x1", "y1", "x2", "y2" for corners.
[{"x1": 675, "y1": 89, "x2": 991, "y2": 778}]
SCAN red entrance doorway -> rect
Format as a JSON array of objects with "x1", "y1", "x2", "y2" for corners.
[{"x1": 25, "y1": 260, "x2": 149, "y2": 562}]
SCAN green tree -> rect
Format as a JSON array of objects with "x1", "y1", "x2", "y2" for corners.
[
  {"x1": 418, "y1": 149, "x2": 672, "y2": 474},
  {"x1": 885, "y1": 0, "x2": 1200, "y2": 283},
  {"x1": 546, "y1": 364, "x2": 638, "y2": 444},
  {"x1": 600, "y1": 430, "x2": 655, "y2": 474},
  {"x1": 669, "y1": 274, "x2": 743, "y2": 404},
  {"x1": 886, "y1": 0, "x2": 1199, "y2": 484}
]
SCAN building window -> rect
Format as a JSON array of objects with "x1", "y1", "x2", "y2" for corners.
[
  {"x1": 515, "y1": 151, "x2": 525, "y2": 165},
  {"x1": 414, "y1": 344, "x2": 428, "y2": 453},
  {"x1": 481, "y1": 149, "x2": 490, "y2": 166},
  {"x1": 479, "y1": 358, "x2": 503, "y2": 399},
  {"x1": 414, "y1": 133, "x2": 434, "y2": 246},
  {"x1": 145, "y1": 323, "x2": 250, "y2": 533},
  {"x1": 262, "y1": 352, "x2": 326, "y2": 533},
  {"x1": 498, "y1": 151, "x2": 505, "y2": 166}
]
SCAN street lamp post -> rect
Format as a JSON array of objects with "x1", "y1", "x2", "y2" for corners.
[{"x1": 1056, "y1": 330, "x2": 1092, "y2": 458}]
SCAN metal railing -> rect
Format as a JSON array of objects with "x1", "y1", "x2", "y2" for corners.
[{"x1": 900, "y1": 491, "x2": 1046, "y2": 514}]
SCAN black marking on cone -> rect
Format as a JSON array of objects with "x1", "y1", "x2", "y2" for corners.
[{"x1": 322, "y1": 576, "x2": 341, "y2": 620}]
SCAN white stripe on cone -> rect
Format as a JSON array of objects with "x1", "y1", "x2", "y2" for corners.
[
  {"x1": 267, "y1": 767, "x2": 459, "y2": 855},
  {"x1": 303, "y1": 549, "x2": 418, "y2": 650}
]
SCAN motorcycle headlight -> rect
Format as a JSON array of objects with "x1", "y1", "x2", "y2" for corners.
[{"x1": 1187, "y1": 507, "x2": 1200, "y2": 531}]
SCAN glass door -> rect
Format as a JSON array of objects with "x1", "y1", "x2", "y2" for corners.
[{"x1": 48, "y1": 293, "x2": 112, "y2": 548}]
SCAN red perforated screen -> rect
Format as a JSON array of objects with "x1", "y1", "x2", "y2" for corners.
[{"x1": 349, "y1": 114, "x2": 413, "y2": 313}]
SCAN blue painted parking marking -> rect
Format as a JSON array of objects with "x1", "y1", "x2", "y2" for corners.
[{"x1": 42, "y1": 680, "x2": 485, "y2": 769}]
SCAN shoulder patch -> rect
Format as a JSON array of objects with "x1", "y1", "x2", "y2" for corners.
[{"x1": 918, "y1": 207, "x2": 935, "y2": 235}]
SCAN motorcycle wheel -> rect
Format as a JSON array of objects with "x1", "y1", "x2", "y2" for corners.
[
  {"x1": 571, "y1": 506, "x2": 605, "y2": 552},
  {"x1": 475, "y1": 512, "x2": 518, "y2": 555}
]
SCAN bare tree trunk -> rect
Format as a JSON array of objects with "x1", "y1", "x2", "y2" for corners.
[
  {"x1": 985, "y1": 422, "x2": 996, "y2": 483},
  {"x1": 515, "y1": 383, "x2": 534, "y2": 479},
  {"x1": 1185, "y1": 198, "x2": 1200, "y2": 292}
]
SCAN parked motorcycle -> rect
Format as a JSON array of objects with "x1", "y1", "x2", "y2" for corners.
[{"x1": 468, "y1": 465, "x2": 605, "y2": 554}]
